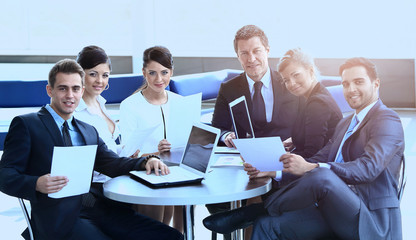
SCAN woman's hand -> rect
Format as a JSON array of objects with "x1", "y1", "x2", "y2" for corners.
[
  {"x1": 130, "y1": 149, "x2": 141, "y2": 158},
  {"x1": 243, "y1": 163, "x2": 276, "y2": 179},
  {"x1": 158, "y1": 139, "x2": 171, "y2": 153}
]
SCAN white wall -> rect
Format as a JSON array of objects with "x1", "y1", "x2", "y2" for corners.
[{"x1": 0, "y1": 0, "x2": 415, "y2": 73}]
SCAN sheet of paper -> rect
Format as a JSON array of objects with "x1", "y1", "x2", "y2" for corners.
[
  {"x1": 119, "y1": 125, "x2": 160, "y2": 157},
  {"x1": 233, "y1": 137, "x2": 285, "y2": 171},
  {"x1": 167, "y1": 93, "x2": 202, "y2": 148},
  {"x1": 212, "y1": 156, "x2": 244, "y2": 167},
  {"x1": 49, "y1": 145, "x2": 97, "y2": 199},
  {"x1": 214, "y1": 146, "x2": 240, "y2": 154}
]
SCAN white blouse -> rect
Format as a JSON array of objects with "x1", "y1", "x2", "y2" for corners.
[
  {"x1": 119, "y1": 90, "x2": 183, "y2": 156},
  {"x1": 75, "y1": 95, "x2": 121, "y2": 183}
]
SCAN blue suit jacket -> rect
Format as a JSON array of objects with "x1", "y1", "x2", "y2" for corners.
[
  {"x1": 0, "y1": 107, "x2": 145, "y2": 239},
  {"x1": 308, "y1": 100, "x2": 404, "y2": 239},
  {"x1": 211, "y1": 69, "x2": 300, "y2": 141}
]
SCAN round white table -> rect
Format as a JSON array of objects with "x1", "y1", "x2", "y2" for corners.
[{"x1": 103, "y1": 153, "x2": 271, "y2": 240}]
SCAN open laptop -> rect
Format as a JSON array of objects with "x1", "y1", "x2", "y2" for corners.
[{"x1": 129, "y1": 122, "x2": 220, "y2": 188}]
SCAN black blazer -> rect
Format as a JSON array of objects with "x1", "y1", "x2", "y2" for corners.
[
  {"x1": 308, "y1": 100, "x2": 404, "y2": 239},
  {"x1": 0, "y1": 107, "x2": 145, "y2": 239},
  {"x1": 211, "y1": 69, "x2": 300, "y2": 141},
  {"x1": 291, "y1": 83, "x2": 342, "y2": 158}
]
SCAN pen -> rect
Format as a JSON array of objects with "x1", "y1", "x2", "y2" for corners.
[
  {"x1": 289, "y1": 147, "x2": 297, "y2": 153},
  {"x1": 160, "y1": 107, "x2": 167, "y2": 139}
]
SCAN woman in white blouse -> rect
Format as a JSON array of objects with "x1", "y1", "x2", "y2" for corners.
[
  {"x1": 120, "y1": 46, "x2": 183, "y2": 232},
  {"x1": 74, "y1": 45, "x2": 120, "y2": 183}
]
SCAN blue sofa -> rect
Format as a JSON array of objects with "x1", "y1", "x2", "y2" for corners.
[
  {"x1": 169, "y1": 69, "x2": 242, "y2": 100},
  {"x1": 0, "y1": 80, "x2": 50, "y2": 107},
  {"x1": 320, "y1": 76, "x2": 353, "y2": 113}
]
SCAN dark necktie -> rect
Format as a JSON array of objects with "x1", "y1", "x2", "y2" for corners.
[
  {"x1": 252, "y1": 81, "x2": 267, "y2": 126},
  {"x1": 62, "y1": 121, "x2": 73, "y2": 146},
  {"x1": 335, "y1": 116, "x2": 359, "y2": 163}
]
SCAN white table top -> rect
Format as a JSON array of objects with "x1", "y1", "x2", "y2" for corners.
[{"x1": 103, "y1": 154, "x2": 271, "y2": 206}]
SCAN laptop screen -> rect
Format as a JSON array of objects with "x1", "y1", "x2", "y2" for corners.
[
  {"x1": 229, "y1": 96, "x2": 255, "y2": 139},
  {"x1": 181, "y1": 125, "x2": 218, "y2": 173}
]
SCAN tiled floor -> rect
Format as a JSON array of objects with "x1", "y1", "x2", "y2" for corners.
[{"x1": 0, "y1": 109, "x2": 415, "y2": 239}]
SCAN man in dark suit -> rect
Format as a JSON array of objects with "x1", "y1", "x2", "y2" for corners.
[
  {"x1": 0, "y1": 59, "x2": 183, "y2": 240},
  {"x1": 204, "y1": 57, "x2": 404, "y2": 239},
  {"x1": 209, "y1": 25, "x2": 300, "y2": 239},
  {"x1": 211, "y1": 25, "x2": 299, "y2": 147}
]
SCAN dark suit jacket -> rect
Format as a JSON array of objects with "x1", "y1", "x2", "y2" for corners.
[
  {"x1": 308, "y1": 100, "x2": 404, "y2": 239},
  {"x1": 0, "y1": 107, "x2": 145, "y2": 239},
  {"x1": 291, "y1": 83, "x2": 342, "y2": 158},
  {"x1": 211, "y1": 69, "x2": 299, "y2": 141}
]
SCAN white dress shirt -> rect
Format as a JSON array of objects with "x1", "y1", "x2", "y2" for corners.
[{"x1": 246, "y1": 68, "x2": 274, "y2": 123}]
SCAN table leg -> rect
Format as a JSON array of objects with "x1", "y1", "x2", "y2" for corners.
[
  {"x1": 231, "y1": 200, "x2": 243, "y2": 240},
  {"x1": 183, "y1": 205, "x2": 194, "y2": 240}
]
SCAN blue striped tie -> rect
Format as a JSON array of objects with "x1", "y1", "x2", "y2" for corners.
[{"x1": 335, "y1": 116, "x2": 359, "y2": 163}]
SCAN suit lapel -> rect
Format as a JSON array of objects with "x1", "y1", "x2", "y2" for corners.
[
  {"x1": 270, "y1": 70, "x2": 284, "y2": 122},
  {"x1": 72, "y1": 118, "x2": 94, "y2": 145},
  {"x1": 38, "y1": 107, "x2": 65, "y2": 146},
  {"x1": 236, "y1": 74, "x2": 253, "y2": 112}
]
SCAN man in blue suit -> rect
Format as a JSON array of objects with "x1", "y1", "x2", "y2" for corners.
[
  {"x1": 204, "y1": 57, "x2": 404, "y2": 239},
  {"x1": 0, "y1": 59, "x2": 183, "y2": 240}
]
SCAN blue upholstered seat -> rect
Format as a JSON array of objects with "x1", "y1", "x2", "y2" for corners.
[{"x1": 169, "y1": 69, "x2": 242, "y2": 100}]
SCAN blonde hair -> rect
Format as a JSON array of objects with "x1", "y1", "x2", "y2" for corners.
[{"x1": 277, "y1": 48, "x2": 320, "y2": 80}]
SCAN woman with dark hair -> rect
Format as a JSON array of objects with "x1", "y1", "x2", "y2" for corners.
[
  {"x1": 72, "y1": 46, "x2": 182, "y2": 240},
  {"x1": 119, "y1": 46, "x2": 183, "y2": 232},
  {"x1": 75, "y1": 45, "x2": 121, "y2": 182},
  {"x1": 120, "y1": 46, "x2": 182, "y2": 155}
]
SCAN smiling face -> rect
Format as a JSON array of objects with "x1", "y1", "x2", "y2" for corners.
[
  {"x1": 280, "y1": 62, "x2": 316, "y2": 97},
  {"x1": 341, "y1": 66, "x2": 379, "y2": 114},
  {"x1": 142, "y1": 60, "x2": 172, "y2": 94},
  {"x1": 83, "y1": 63, "x2": 110, "y2": 98},
  {"x1": 236, "y1": 36, "x2": 270, "y2": 82},
  {"x1": 47, "y1": 72, "x2": 84, "y2": 120}
]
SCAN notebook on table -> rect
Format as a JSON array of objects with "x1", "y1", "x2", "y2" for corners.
[{"x1": 130, "y1": 122, "x2": 220, "y2": 188}]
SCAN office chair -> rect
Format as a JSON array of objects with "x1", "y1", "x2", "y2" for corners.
[{"x1": 18, "y1": 198, "x2": 34, "y2": 240}]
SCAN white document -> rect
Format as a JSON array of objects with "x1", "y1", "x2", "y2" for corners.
[
  {"x1": 119, "y1": 125, "x2": 160, "y2": 157},
  {"x1": 49, "y1": 145, "x2": 97, "y2": 199},
  {"x1": 212, "y1": 156, "x2": 244, "y2": 167},
  {"x1": 214, "y1": 146, "x2": 240, "y2": 154},
  {"x1": 233, "y1": 137, "x2": 286, "y2": 172},
  {"x1": 167, "y1": 93, "x2": 202, "y2": 148}
]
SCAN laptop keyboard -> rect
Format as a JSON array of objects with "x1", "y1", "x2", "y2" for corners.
[{"x1": 157, "y1": 166, "x2": 201, "y2": 182}]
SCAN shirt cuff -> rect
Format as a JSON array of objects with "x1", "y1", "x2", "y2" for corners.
[
  {"x1": 273, "y1": 171, "x2": 282, "y2": 181},
  {"x1": 220, "y1": 131, "x2": 232, "y2": 143},
  {"x1": 318, "y1": 163, "x2": 331, "y2": 169}
]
